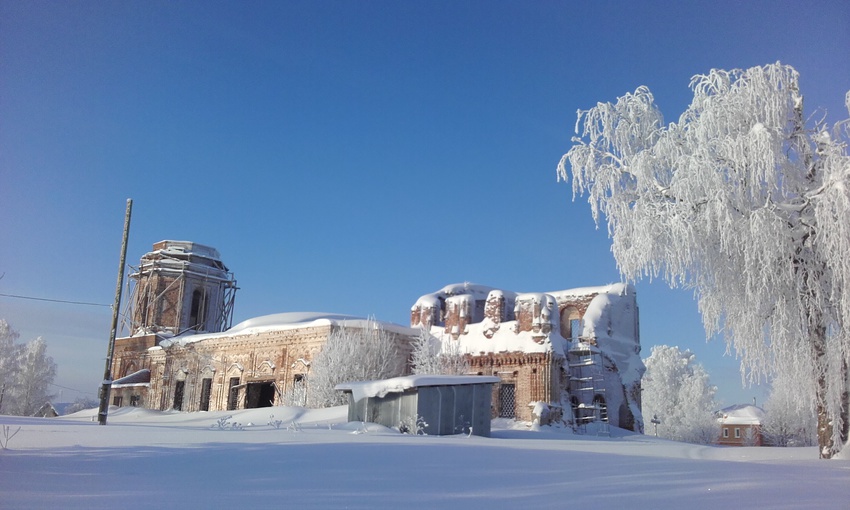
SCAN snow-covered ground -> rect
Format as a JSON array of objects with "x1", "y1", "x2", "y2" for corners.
[{"x1": 1, "y1": 407, "x2": 848, "y2": 509}]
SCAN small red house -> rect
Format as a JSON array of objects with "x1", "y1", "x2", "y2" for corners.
[{"x1": 717, "y1": 404, "x2": 765, "y2": 446}]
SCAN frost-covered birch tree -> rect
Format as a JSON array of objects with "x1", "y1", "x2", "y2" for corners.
[
  {"x1": 642, "y1": 345, "x2": 720, "y2": 444},
  {"x1": 559, "y1": 63, "x2": 850, "y2": 457},
  {"x1": 307, "y1": 318, "x2": 406, "y2": 408},
  {"x1": 15, "y1": 338, "x2": 57, "y2": 416},
  {"x1": 0, "y1": 320, "x2": 24, "y2": 414},
  {"x1": 410, "y1": 329, "x2": 470, "y2": 376},
  {"x1": 762, "y1": 374, "x2": 817, "y2": 447},
  {"x1": 0, "y1": 320, "x2": 56, "y2": 416}
]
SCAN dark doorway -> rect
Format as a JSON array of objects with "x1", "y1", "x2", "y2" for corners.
[
  {"x1": 199, "y1": 378, "x2": 212, "y2": 411},
  {"x1": 227, "y1": 377, "x2": 240, "y2": 410},
  {"x1": 173, "y1": 381, "x2": 185, "y2": 411},
  {"x1": 245, "y1": 381, "x2": 275, "y2": 408}
]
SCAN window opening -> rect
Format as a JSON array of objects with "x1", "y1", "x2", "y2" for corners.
[
  {"x1": 199, "y1": 378, "x2": 213, "y2": 411},
  {"x1": 227, "y1": 377, "x2": 240, "y2": 410},
  {"x1": 189, "y1": 289, "x2": 207, "y2": 330},
  {"x1": 499, "y1": 383, "x2": 516, "y2": 418},
  {"x1": 173, "y1": 381, "x2": 185, "y2": 411}
]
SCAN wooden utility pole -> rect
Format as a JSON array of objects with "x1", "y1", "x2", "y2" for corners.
[{"x1": 97, "y1": 199, "x2": 132, "y2": 425}]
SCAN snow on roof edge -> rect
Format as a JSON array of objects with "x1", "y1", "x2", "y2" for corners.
[
  {"x1": 336, "y1": 375, "x2": 501, "y2": 401},
  {"x1": 165, "y1": 312, "x2": 418, "y2": 346}
]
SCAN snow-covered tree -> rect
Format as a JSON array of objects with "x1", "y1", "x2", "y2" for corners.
[
  {"x1": 641, "y1": 345, "x2": 719, "y2": 444},
  {"x1": 14, "y1": 337, "x2": 57, "y2": 416},
  {"x1": 0, "y1": 320, "x2": 56, "y2": 416},
  {"x1": 762, "y1": 374, "x2": 817, "y2": 447},
  {"x1": 281, "y1": 376, "x2": 308, "y2": 407},
  {"x1": 559, "y1": 63, "x2": 850, "y2": 458},
  {"x1": 307, "y1": 318, "x2": 406, "y2": 408},
  {"x1": 410, "y1": 329, "x2": 470, "y2": 376},
  {"x1": 0, "y1": 320, "x2": 23, "y2": 414}
]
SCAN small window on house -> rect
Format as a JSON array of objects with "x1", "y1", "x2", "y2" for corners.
[
  {"x1": 113, "y1": 396, "x2": 123, "y2": 407},
  {"x1": 734, "y1": 428, "x2": 741, "y2": 438},
  {"x1": 130, "y1": 395, "x2": 140, "y2": 407},
  {"x1": 723, "y1": 428, "x2": 729, "y2": 438}
]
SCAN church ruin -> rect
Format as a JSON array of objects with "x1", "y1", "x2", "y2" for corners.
[
  {"x1": 110, "y1": 241, "x2": 415, "y2": 412},
  {"x1": 411, "y1": 283, "x2": 645, "y2": 432}
]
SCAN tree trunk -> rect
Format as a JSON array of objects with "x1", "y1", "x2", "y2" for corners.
[{"x1": 813, "y1": 328, "x2": 836, "y2": 459}]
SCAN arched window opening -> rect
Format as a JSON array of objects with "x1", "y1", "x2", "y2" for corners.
[
  {"x1": 593, "y1": 394, "x2": 608, "y2": 422},
  {"x1": 560, "y1": 307, "x2": 581, "y2": 340},
  {"x1": 190, "y1": 289, "x2": 207, "y2": 331}
]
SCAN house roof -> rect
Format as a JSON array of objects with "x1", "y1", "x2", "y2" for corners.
[{"x1": 719, "y1": 404, "x2": 765, "y2": 425}]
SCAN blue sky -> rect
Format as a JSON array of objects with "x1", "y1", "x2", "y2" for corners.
[{"x1": 2, "y1": 1, "x2": 848, "y2": 406}]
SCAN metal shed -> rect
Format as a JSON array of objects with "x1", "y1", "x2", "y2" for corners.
[{"x1": 336, "y1": 375, "x2": 500, "y2": 437}]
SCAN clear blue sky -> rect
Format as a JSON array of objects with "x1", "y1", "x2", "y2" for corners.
[{"x1": 2, "y1": 1, "x2": 848, "y2": 406}]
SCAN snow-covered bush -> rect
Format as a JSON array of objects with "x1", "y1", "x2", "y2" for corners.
[
  {"x1": 641, "y1": 345, "x2": 719, "y2": 444},
  {"x1": 307, "y1": 318, "x2": 406, "y2": 408},
  {"x1": 281, "y1": 377, "x2": 308, "y2": 407}
]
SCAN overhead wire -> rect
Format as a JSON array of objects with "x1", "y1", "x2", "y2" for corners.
[{"x1": 0, "y1": 293, "x2": 111, "y2": 308}]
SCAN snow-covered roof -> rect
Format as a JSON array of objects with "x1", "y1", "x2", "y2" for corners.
[
  {"x1": 162, "y1": 312, "x2": 417, "y2": 346},
  {"x1": 546, "y1": 282, "x2": 632, "y2": 300},
  {"x1": 412, "y1": 283, "x2": 518, "y2": 310},
  {"x1": 415, "y1": 282, "x2": 639, "y2": 365},
  {"x1": 112, "y1": 369, "x2": 151, "y2": 388},
  {"x1": 719, "y1": 404, "x2": 765, "y2": 425},
  {"x1": 336, "y1": 375, "x2": 500, "y2": 402},
  {"x1": 152, "y1": 240, "x2": 221, "y2": 260}
]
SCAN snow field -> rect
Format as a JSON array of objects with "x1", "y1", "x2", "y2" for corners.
[{"x1": 0, "y1": 406, "x2": 847, "y2": 509}]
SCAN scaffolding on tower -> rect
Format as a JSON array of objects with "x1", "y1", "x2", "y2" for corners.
[
  {"x1": 119, "y1": 241, "x2": 238, "y2": 337},
  {"x1": 568, "y1": 340, "x2": 609, "y2": 436}
]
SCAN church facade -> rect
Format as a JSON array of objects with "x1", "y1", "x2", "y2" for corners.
[{"x1": 109, "y1": 241, "x2": 415, "y2": 413}]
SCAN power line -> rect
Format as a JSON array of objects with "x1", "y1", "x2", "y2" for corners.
[
  {"x1": 49, "y1": 382, "x2": 96, "y2": 397},
  {"x1": 0, "y1": 293, "x2": 111, "y2": 308}
]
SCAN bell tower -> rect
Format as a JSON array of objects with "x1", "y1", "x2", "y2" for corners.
[{"x1": 127, "y1": 240, "x2": 237, "y2": 335}]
